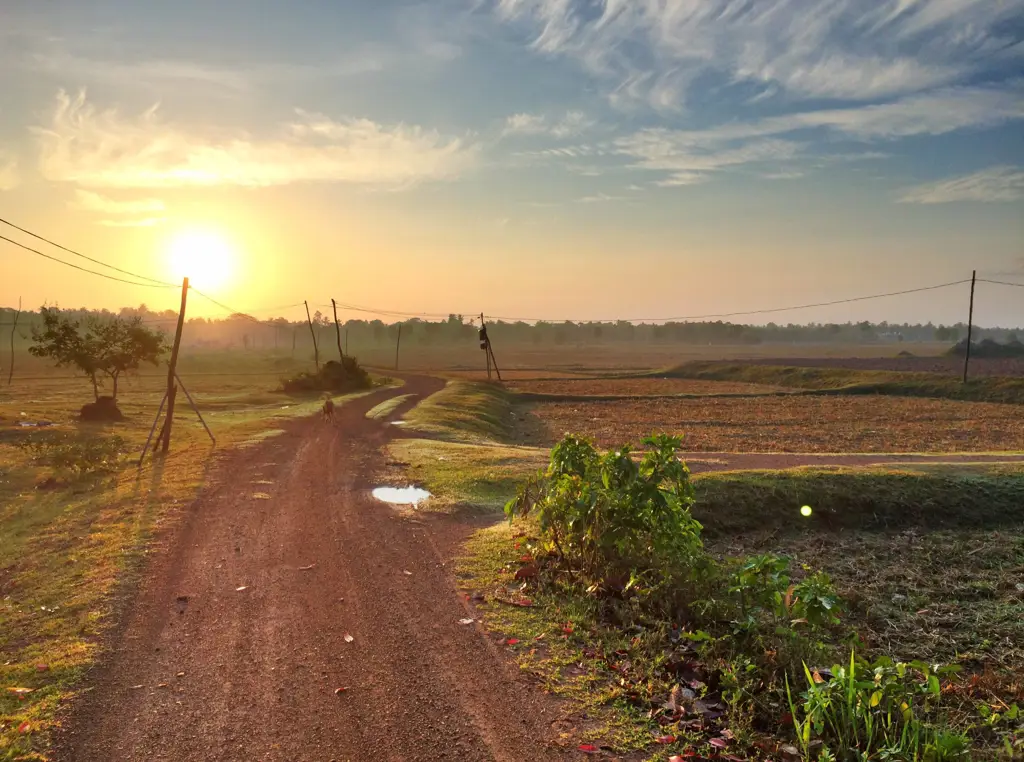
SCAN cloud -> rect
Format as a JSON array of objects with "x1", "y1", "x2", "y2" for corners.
[
  {"x1": 0, "y1": 151, "x2": 19, "y2": 190},
  {"x1": 492, "y1": 0, "x2": 1024, "y2": 109},
  {"x1": 897, "y1": 166, "x2": 1024, "y2": 204},
  {"x1": 502, "y1": 109, "x2": 595, "y2": 138},
  {"x1": 73, "y1": 189, "x2": 166, "y2": 214},
  {"x1": 34, "y1": 90, "x2": 479, "y2": 189},
  {"x1": 609, "y1": 83, "x2": 1024, "y2": 185},
  {"x1": 98, "y1": 217, "x2": 165, "y2": 227},
  {"x1": 616, "y1": 132, "x2": 800, "y2": 186},
  {"x1": 576, "y1": 192, "x2": 625, "y2": 203}
]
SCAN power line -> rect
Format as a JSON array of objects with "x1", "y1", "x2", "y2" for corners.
[
  {"x1": 979, "y1": 278, "x2": 1024, "y2": 289},
  {"x1": 1, "y1": 233, "x2": 176, "y2": 289},
  {"x1": 482, "y1": 279, "x2": 973, "y2": 323},
  {"x1": 325, "y1": 301, "x2": 465, "y2": 321},
  {"x1": 0, "y1": 216, "x2": 177, "y2": 287}
]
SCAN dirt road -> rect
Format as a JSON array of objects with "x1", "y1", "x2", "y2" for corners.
[{"x1": 59, "y1": 376, "x2": 573, "y2": 762}]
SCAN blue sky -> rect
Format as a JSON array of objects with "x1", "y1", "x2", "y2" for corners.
[{"x1": 0, "y1": 0, "x2": 1022, "y2": 325}]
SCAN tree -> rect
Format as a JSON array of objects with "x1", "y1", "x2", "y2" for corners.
[{"x1": 30, "y1": 307, "x2": 166, "y2": 402}]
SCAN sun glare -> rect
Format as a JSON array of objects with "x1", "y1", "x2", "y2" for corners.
[{"x1": 167, "y1": 230, "x2": 236, "y2": 290}]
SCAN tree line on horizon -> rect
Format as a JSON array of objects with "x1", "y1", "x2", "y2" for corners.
[{"x1": 0, "y1": 304, "x2": 1020, "y2": 352}]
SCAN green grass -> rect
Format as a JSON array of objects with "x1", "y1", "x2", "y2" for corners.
[
  {"x1": 0, "y1": 355, "x2": 387, "y2": 761},
  {"x1": 665, "y1": 361, "x2": 1024, "y2": 405},
  {"x1": 403, "y1": 380, "x2": 516, "y2": 442},
  {"x1": 365, "y1": 394, "x2": 415, "y2": 420},
  {"x1": 396, "y1": 432, "x2": 1024, "y2": 754}
]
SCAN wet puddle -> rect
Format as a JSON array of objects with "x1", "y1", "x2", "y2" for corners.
[{"x1": 372, "y1": 486, "x2": 431, "y2": 507}]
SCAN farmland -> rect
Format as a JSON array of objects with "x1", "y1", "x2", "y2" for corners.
[{"x1": 526, "y1": 394, "x2": 1024, "y2": 452}]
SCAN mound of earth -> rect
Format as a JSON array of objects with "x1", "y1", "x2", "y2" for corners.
[{"x1": 80, "y1": 396, "x2": 124, "y2": 422}]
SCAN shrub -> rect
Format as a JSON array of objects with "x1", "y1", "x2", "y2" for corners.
[
  {"x1": 787, "y1": 652, "x2": 969, "y2": 761},
  {"x1": 505, "y1": 434, "x2": 708, "y2": 610},
  {"x1": 280, "y1": 357, "x2": 371, "y2": 393}
]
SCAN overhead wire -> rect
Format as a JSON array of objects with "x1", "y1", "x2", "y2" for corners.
[
  {"x1": 979, "y1": 278, "x2": 1024, "y2": 289},
  {"x1": 1, "y1": 233, "x2": 176, "y2": 289},
  {"x1": 0, "y1": 216, "x2": 178, "y2": 287}
]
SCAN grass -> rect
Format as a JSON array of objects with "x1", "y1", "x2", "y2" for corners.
[
  {"x1": 666, "y1": 361, "x2": 1024, "y2": 405},
  {"x1": 365, "y1": 394, "x2": 415, "y2": 420},
  {"x1": 0, "y1": 354, "x2": 385, "y2": 761},
  {"x1": 527, "y1": 394, "x2": 1024, "y2": 453},
  {"x1": 403, "y1": 380, "x2": 516, "y2": 443},
  {"x1": 392, "y1": 430, "x2": 1024, "y2": 755}
]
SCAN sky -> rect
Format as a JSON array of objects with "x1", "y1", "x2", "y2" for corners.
[{"x1": 0, "y1": 0, "x2": 1022, "y2": 327}]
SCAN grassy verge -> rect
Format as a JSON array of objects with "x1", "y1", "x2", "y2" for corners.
[
  {"x1": 365, "y1": 394, "x2": 415, "y2": 420},
  {"x1": 0, "y1": 366, "x2": 383, "y2": 761},
  {"x1": 403, "y1": 380, "x2": 516, "y2": 442},
  {"x1": 395, "y1": 435, "x2": 1024, "y2": 756},
  {"x1": 666, "y1": 361, "x2": 1024, "y2": 405}
]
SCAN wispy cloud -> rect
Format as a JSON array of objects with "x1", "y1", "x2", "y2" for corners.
[
  {"x1": 898, "y1": 166, "x2": 1024, "y2": 204},
  {"x1": 73, "y1": 189, "x2": 166, "y2": 214},
  {"x1": 33, "y1": 90, "x2": 479, "y2": 189},
  {"x1": 502, "y1": 109, "x2": 594, "y2": 138},
  {"x1": 576, "y1": 192, "x2": 625, "y2": 203},
  {"x1": 0, "y1": 150, "x2": 18, "y2": 190},
  {"x1": 492, "y1": 0, "x2": 1024, "y2": 109}
]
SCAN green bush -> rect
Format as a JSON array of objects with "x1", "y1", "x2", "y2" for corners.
[
  {"x1": 505, "y1": 434, "x2": 708, "y2": 609},
  {"x1": 280, "y1": 357, "x2": 371, "y2": 393},
  {"x1": 787, "y1": 652, "x2": 969, "y2": 761}
]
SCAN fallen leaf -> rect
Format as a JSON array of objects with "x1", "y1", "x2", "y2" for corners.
[
  {"x1": 459, "y1": 618, "x2": 476, "y2": 625},
  {"x1": 36, "y1": 663, "x2": 49, "y2": 672},
  {"x1": 514, "y1": 564, "x2": 538, "y2": 580},
  {"x1": 299, "y1": 564, "x2": 316, "y2": 571},
  {"x1": 176, "y1": 672, "x2": 185, "y2": 678},
  {"x1": 506, "y1": 638, "x2": 520, "y2": 645},
  {"x1": 236, "y1": 586, "x2": 248, "y2": 592},
  {"x1": 578, "y1": 744, "x2": 599, "y2": 754},
  {"x1": 562, "y1": 623, "x2": 574, "y2": 634},
  {"x1": 655, "y1": 734, "x2": 677, "y2": 744},
  {"x1": 157, "y1": 683, "x2": 169, "y2": 689},
  {"x1": 7, "y1": 687, "x2": 34, "y2": 696},
  {"x1": 131, "y1": 685, "x2": 144, "y2": 690},
  {"x1": 402, "y1": 570, "x2": 413, "y2": 576},
  {"x1": 709, "y1": 738, "x2": 729, "y2": 749},
  {"x1": 251, "y1": 492, "x2": 271, "y2": 500},
  {"x1": 344, "y1": 633, "x2": 355, "y2": 643},
  {"x1": 519, "y1": 555, "x2": 534, "y2": 563},
  {"x1": 334, "y1": 687, "x2": 348, "y2": 695},
  {"x1": 18, "y1": 722, "x2": 30, "y2": 734}
]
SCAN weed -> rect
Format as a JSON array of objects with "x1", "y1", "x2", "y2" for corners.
[{"x1": 16, "y1": 432, "x2": 127, "y2": 479}]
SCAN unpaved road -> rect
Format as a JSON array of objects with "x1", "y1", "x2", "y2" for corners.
[{"x1": 59, "y1": 376, "x2": 574, "y2": 762}]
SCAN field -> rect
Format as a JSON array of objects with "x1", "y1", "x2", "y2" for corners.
[
  {"x1": 507, "y1": 377, "x2": 787, "y2": 396},
  {"x1": 4, "y1": 340, "x2": 1024, "y2": 760},
  {"x1": 744, "y1": 355, "x2": 1024, "y2": 377},
  {"x1": 526, "y1": 394, "x2": 1024, "y2": 452}
]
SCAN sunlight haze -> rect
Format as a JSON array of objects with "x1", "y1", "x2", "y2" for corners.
[{"x1": 1, "y1": 0, "x2": 1022, "y2": 325}]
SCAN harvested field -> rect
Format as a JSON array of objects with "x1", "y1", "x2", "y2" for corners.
[
  {"x1": 529, "y1": 394, "x2": 1024, "y2": 452},
  {"x1": 507, "y1": 376, "x2": 786, "y2": 396},
  {"x1": 745, "y1": 355, "x2": 1024, "y2": 377}
]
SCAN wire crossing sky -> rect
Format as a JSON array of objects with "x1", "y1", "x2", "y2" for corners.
[{"x1": 1, "y1": 1, "x2": 1022, "y2": 325}]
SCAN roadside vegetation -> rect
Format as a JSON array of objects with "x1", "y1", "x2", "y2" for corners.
[
  {"x1": 0, "y1": 349, "x2": 387, "y2": 761},
  {"x1": 386, "y1": 380, "x2": 1024, "y2": 759}
]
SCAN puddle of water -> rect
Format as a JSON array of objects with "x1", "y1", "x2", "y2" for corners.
[{"x1": 372, "y1": 486, "x2": 431, "y2": 506}]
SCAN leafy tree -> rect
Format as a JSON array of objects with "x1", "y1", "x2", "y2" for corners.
[{"x1": 30, "y1": 307, "x2": 166, "y2": 401}]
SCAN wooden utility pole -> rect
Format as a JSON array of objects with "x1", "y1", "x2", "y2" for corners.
[
  {"x1": 963, "y1": 270, "x2": 977, "y2": 384},
  {"x1": 395, "y1": 324, "x2": 402, "y2": 370},
  {"x1": 7, "y1": 297, "x2": 20, "y2": 385},
  {"x1": 291, "y1": 327, "x2": 297, "y2": 357},
  {"x1": 304, "y1": 301, "x2": 320, "y2": 371},
  {"x1": 158, "y1": 277, "x2": 189, "y2": 453},
  {"x1": 332, "y1": 299, "x2": 344, "y2": 361},
  {"x1": 479, "y1": 314, "x2": 502, "y2": 382},
  {"x1": 345, "y1": 328, "x2": 349, "y2": 357}
]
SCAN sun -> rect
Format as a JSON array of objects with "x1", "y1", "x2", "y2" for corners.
[{"x1": 166, "y1": 229, "x2": 236, "y2": 290}]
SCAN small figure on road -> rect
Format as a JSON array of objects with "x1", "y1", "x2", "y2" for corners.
[{"x1": 322, "y1": 395, "x2": 335, "y2": 423}]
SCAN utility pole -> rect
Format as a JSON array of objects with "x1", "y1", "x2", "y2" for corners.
[
  {"x1": 332, "y1": 299, "x2": 344, "y2": 361},
  {"x1": 395, "y1": 324, "x2": 402, "y2": 370},
  {"x1": 963, "y1": 270, "x2": 977, "y2": 384},
  {"x1": 7, "y1": 297, "x2": 20, "y2": 385},
  {"x1": 345, "y1": 328, "x2": 349, "y2": 357},
  {"x1": 304, "y1": 301, "x2": 320, "y2": 371},
  {"x1": 158, "y1": 277, "x2": 188, "y2": 453},
  {"x1": 479, "y1": 314, "x2": 502, "y2": 382}
]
